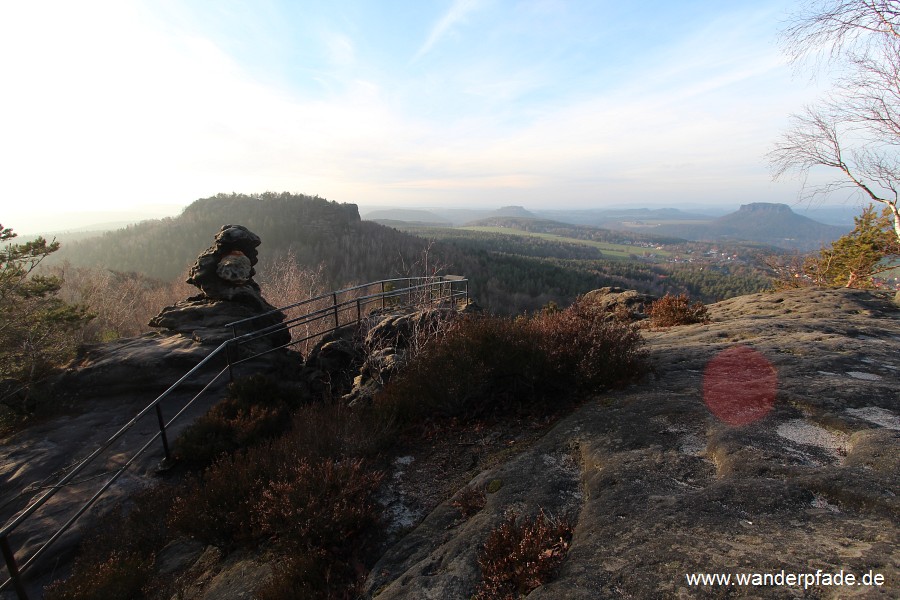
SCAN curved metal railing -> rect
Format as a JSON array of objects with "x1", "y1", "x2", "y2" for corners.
[{"x1": 0, "y1": 276, "x2": 467, "y2": 599}]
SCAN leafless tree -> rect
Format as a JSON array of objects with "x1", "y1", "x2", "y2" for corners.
[{"x1": 770, "y1": 0, "x2": 900, "y2": 241}]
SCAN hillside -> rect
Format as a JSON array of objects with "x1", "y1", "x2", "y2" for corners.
[
  {"x1": 535, "y1": 207, "x2": 718, "y2": 228},
  {"x1": 49, "y1": 193, "x2": 772, "y2": 314},
  {"x1": 462, "y1": 215, "x2": 685, "y2": 246},
  {"x1": 653, "y1": 203, "x2": 848, "y2": 250},
  {"x1": 362, "y1": 208, "x2": 452, "y2": 227},
  {"x1": 54, "y1": 193, "x2": 386, "y2": 284},
  {"x1": 3, "y1": 287, "x2": 897, "y2": 598}
]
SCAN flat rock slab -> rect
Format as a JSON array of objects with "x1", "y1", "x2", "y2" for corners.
[
  {"x1": 367, "y1": 288, "x2": 899, "y2": 599},
  {"x1": 0, "y1": 333, "x2": 235, "y2": 596}
]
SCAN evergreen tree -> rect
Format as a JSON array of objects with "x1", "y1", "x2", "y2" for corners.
[
  {"x1": 804, "y1": 205, "x2": 900, "y2": 288},
  {"x1": 1, "y1": 224, "x2": 92, "y2": 416}
]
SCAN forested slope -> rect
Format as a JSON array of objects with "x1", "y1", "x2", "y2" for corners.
[{"x1": 53, "y1": 192, "x2": 770, "y2": 314}]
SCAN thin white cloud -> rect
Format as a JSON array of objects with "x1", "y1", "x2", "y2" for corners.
[
  {"x1": 1, "y1": 0, "x2": 821, "y2": 231},
  {"x1": 324, "y1": 32, "x2": 356, "y2": 67},
  {"x1": 414, "y1": 0, "x2": 484, "y2": 61}
]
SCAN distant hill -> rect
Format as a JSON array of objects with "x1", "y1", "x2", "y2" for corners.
[
  {"x1": 652, "y1": 203, "x2": 849, "y2": 250},
  {"x1": 362, "y1": 206, "x2": 539, "y2": 227},
  {"x1": 53, "y1": 193, "x2": 431, "y2": 286},
  {"x1": 49, "y1": 193, "x2": 624, "y2": 314},
  {"x1": 492, "y1": 205, "x2": 538, "y2": 218},
  {"x1": 361, "y1": 209, "x2": 451, "y2": 227},
  {"x1": 534, "y1": 207, "x2": 716, "y2": 228},
  {"x1": 463, "y1": 216, "x2": 685, "y2": 246},
  {"x1": 51, "y1": 193, "x2": 774, "y2": 315}
]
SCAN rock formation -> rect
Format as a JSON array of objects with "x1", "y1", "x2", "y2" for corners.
[
  {"x1": 298, "y1": 304, "x2": 475, "y2": 405},
  {"x1": 52, "y1": 226, "x2": 293, "y2": 403},
  {"x1": 580, "y1": 286, "x2": 657, "y2": 322},
  {"x1": 150, "y1": 225, "x2": 290, "y2": 350},
  {"x1": 366, "y1": 287, "x2": 900, "y2": 598}
]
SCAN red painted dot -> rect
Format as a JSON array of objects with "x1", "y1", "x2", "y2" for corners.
[{"x1": 703, "y1": 346, "x2": 777, "y2": 426}]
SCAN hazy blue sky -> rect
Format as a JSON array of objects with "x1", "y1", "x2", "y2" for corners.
[{"x1": 2, "y1": 0, "x2": 838, "y2": 231}]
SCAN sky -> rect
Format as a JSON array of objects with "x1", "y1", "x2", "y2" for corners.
[{"x1": 0, "y1": 0, "x2": 841, "y2": 233}]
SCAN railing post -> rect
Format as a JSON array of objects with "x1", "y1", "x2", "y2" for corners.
[
  {"x1": 155, "y1": 404, "x2": 172, "y2": 464},
  {"x1": 381, "y1": 281, "x2": 385, "y2": 309},
  {"x1": 332, "y1": 293, "x2": 339, "y2": 329},
  {"x1": 356, "y1": 298, "x2": 361, "y2": 323},
  {"x1": 1, "y1": 534, "x2": 29, "y2": 600},
  {"x1": 225, "y1": 340, "x2": 235, "y2": 382}
]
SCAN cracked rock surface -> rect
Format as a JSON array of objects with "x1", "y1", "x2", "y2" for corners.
[{"x1": 367, "y1": 288, "x2": 899, "y2": 599}]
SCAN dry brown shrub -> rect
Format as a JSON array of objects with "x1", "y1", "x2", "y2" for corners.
[
  {"x1": 44, "y1": 486, "x2": 172, "y2": 600},
  {"x1": 475, "y1": 509, "x2": 572, "y2": 600},
  {"x1": 453, "y1": 486, "x2": 487, "y2": 519},
  {"x1": 254, "y1": 458, "x2": 383, "y2": 552},
  {"x1": 173, "y1": 373, "x2": 300, "y2": 469},
  {"x1": 531, "y1": 298, "x2": 647, "y2": 390},
  {"x1": 53, "y1": 264, "x2": 193, "y2": 342},
  {"x1": 377, "y1": 301, "x2": 647, "y2": 422},
  {"x1": 168, "y1": 447, "x2": 279, "y2": 549},
  {"x1": 44, "y1": 552, "x2": 155, "y2": 600},
  {"x1": 647, "y1": 293, "x2": 710, "y2": 327}
]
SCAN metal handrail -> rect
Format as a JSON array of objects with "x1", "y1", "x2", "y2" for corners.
[{"x1": 0, "y1": 276, "x2": 467, "y2": 599}]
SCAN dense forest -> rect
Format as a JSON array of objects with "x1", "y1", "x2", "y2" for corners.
[{"x1": 50, "y1": 192, "x2": 772, "y2": 315}]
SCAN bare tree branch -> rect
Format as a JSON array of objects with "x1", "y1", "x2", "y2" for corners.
[{"x1": 774, "y1": 1, "x2": 900, "y2": 242}]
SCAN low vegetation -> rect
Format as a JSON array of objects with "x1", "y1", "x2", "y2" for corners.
[
  {"x1": 768, "y1": 205, "x2": 900, "y2": 290},
  {"x1": 172, "y1": 373, "x2": 302, "y2": 469},
  {"x1": 377, "y1": 300, "x2": 647, "y2": 422},
  {"x1": 44, "y1": 486, "x2": 171, "y2": 600},
  {"x1": 1, "y1": 225, "x2": 92, "y2": 427},
  {"x1": 647, "y1": 293, "x2": 710, "y2": 328},
  {"x1": 49, "y1": 381, "x2": 392, "y2": 599},
  {"x1": 45, "y1": 294, "x2": 647, "y2": 599},
  {"x1": 475, "y1": 509, "x2": 573, "y2": 600},
  {"x1": 453, "y1": 486, "x2": 488, "y2": 519}
]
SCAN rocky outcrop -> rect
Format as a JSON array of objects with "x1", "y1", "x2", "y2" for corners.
[
  {"x1": 366, "y1": 288, "x2": 900, "y2": 598},
  {"x1": 580, "y1": 286, "x2": 657, "y2": 322},
  {"x1": 297, "y1": 305, "x2": 470, "y2": 405},
  {"x1": 150, "y1": 224, "x2": 290, "y2": 352},
  {"x1": 56, "y1": 226, "x2": 294, "y2": 401}
]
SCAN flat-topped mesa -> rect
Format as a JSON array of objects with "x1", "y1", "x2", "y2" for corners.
[{"x1": 150, "y1": 225, "x2": 289, "y2": 349}]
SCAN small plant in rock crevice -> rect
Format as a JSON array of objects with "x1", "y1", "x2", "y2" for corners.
[
  {"x1": 474, "y1": 509, "x2": 573, "y2": 600},
  {"x1": 453, "y1": 486, "x2": 488, "y2": 519}
]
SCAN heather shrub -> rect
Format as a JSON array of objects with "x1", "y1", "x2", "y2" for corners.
[
  {"x1": 282, "y1": 400, "x2": 396, "y2": 460},
  {"x1": 44, "y1": 552, "x2": 155, "y2": 600},
  {"x1": 168, "y1": 447, "x2": 282, "y2": 548},
  {"x1": 377, "y1": 315, "x2": 555, "y2": 420},
  {"x1": 531, "y1": 298, "x2": 647, "y2": 391},
  {"x1": 377, "y1": 303, "x2": 646, "y2": 421},
  {"x1": 169, "y1": 406, "x2": 386, "y2": 551},
  {"x1": 453, "y1": 486, "x2": 487, "y2": 519},
  {"x1": 647, "y1": 293, "x2": 709, "y2": 328},
  {"x1": 475, "y1": 510, "x2": 572, "y2": 600},
  {"x1": 256, "y1": 551, "x2": 362, "y2": 600},
  {"x1": 254, "y1": 458, "x2": 383, "y2": 553},
  {"x1": 173, "y1": 373, "x2": 301, "y2": 468},
  {"x1": 45, "y1": 486, "x2": 172, "y2": 600}
]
